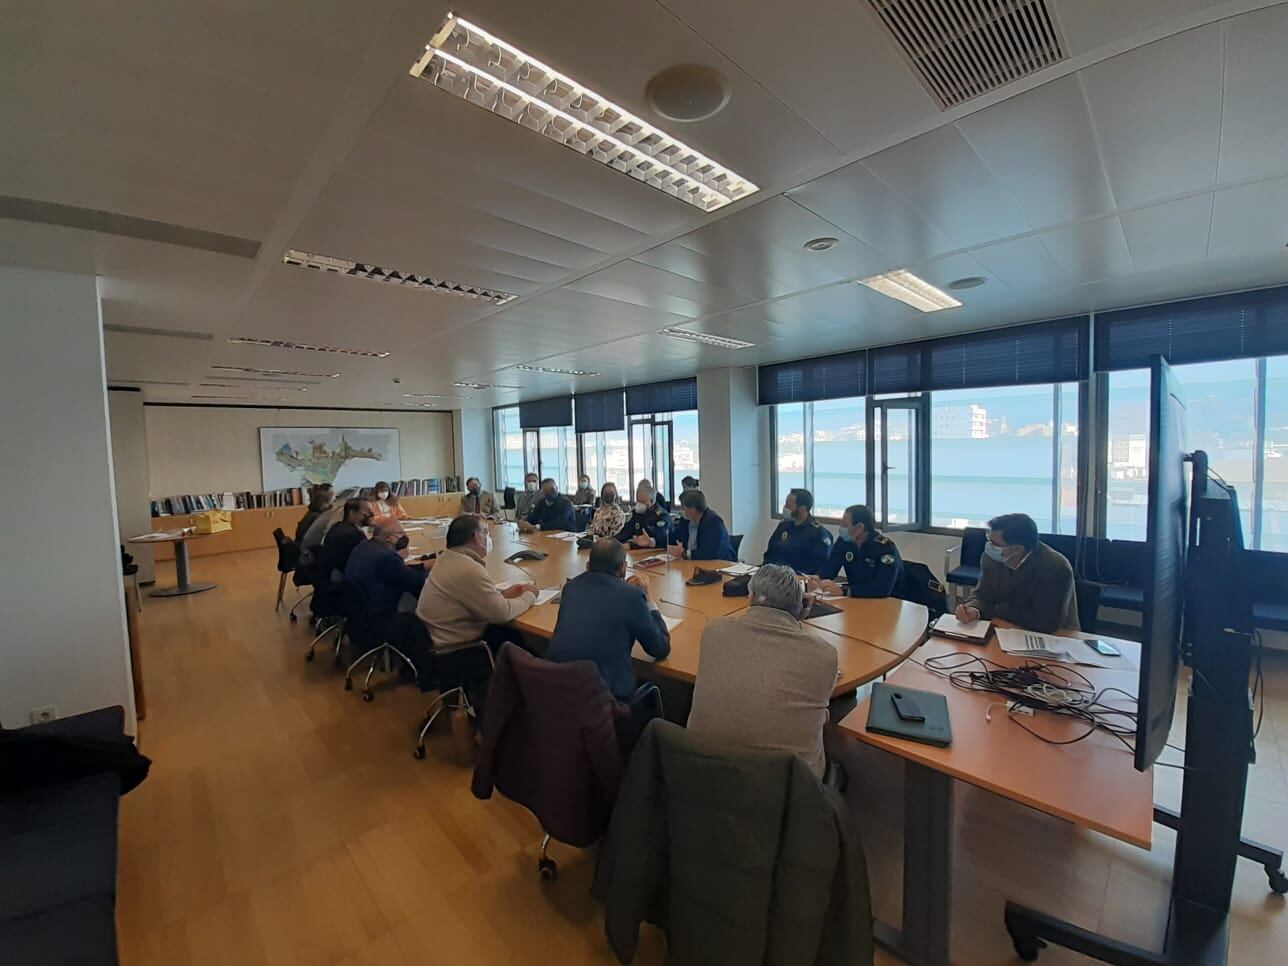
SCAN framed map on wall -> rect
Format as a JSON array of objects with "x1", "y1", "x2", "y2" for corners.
[{"x1": 259, "y1": 427, "x2": 401, "y2": 491}]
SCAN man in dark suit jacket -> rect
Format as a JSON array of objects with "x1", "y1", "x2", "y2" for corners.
[
  {"x1": 547, "y1": 539, "x2": 671, "y2": 701},
  {"x1": 518, "y1": 478, "x2": 577, "y2": 532},
  {"x1": 319, "y1": 497, "x2": 373, "y2": 579},
  {"x1": 669, "y1": 490, "x2": 736, "y2": 562}
]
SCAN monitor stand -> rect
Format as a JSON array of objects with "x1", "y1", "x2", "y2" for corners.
[{"x1": 1002, "y1": 480, "x2": 1285, "y2": 964}]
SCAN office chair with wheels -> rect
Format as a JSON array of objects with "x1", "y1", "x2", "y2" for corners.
[
  {"x1": 272, "y1": 528, "x2": 300, "y2": 612},
  {"x1": 339, "y1": 582, "x2": 418, "y2": 702},
  {"x1": 413, "y1": 639, "x2": 496, "y2": 759},
  {"x1": 305, "y1": 574, "x2": 346, "y2": 665}
]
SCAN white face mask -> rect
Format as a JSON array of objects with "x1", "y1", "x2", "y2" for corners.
[
  {"x1": 376, "y1": 490, "x2": 389, "y2": 500},
  {"x1": 479, "y1": 531, "x2": 493, "y2": 556},
  {"x1": 579, "y1": 480, "x2": 589, "y2": 490},
  {"x1": 525, "y1": 481, "x2": 538, "y2": 493},
  {"x1": 635, "y1": 500, "x2": 649, "y2": 514}
]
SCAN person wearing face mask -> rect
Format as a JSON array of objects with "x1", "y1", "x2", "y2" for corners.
[
  {"x1": 573, "y1": 475, "x2": 596, "y2": 507},
  {"x1": 808, "y1": 504, "x2": 902, "y2": 599},
  {"x1": 458, "y1": 476, "x2": 500, "y2": 518},
  {"x1": 416, "y1": 515, "x2": 537, "y2": 651},
  {"x1": 615, "y1": 479, "x2": 672, "y2": 549},
  {"x1": 517, "y1": 478, "x2": 577, "y2": 533},
  {"x1": 763, "y1": 488, "x2": 833, "y2": 575},
  {"x1": 370, "y1": 482, "x2": 405, "y2": 522},
  {"x1": 344, "y1": 520, "x2": 435, "y2": 682},
  {"x1": 668, "y1": 489, "x2": 735, "y2": 562},
  {"x1": 513, "y1": 472, "x2": 542, "y2": 523},
  {"x1": 956, "y1": 512, "x2": 1078, "y2": 633},
  {"x1": 587, "y1": 482, "x2": 627, "y2": 538},
  {"x1": 319, "y1": 498, "x2": 374, "y2": 582}
]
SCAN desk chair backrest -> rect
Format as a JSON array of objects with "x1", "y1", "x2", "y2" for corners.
[
  {"x1": 897, "y1": 560, "x2": 948, "y2": 617},
  {"x1": 1040, "y1": 533, "x2": 1078, "y2": 573},
  {"x1": 503, "y1": 486, "x2": 516, "y2": 510},
  {"x1": 473, "y1": 643, "x2": 626, "y2": 848},
  {"x1": 960, "y1": 527, "x2": 987, "y2": 566},
  {"x1": 1075, "y1": 579, "x2": 1102, "y2": 634},
  {"x1": 730, "y1": 534, "x2": 744, "y2": 559},
  {"x1": 272, "y1": 528, "x2": 300, "y2": 573}
]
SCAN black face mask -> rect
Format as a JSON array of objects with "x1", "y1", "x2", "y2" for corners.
[{"x1": 394, "y1": 535, "x2": 410, "y2": 551}]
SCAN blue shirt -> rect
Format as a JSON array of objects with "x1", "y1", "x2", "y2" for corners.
[
  {"x1": 763, "y1": 517, "x2": 833, "y2": 574},
  {"x1": 546, "y1": 571, "x2": 671, "y2": 699},
  {"x1": 526, "y1": 494, "x2": 577, "y2": 532},
  {"x1": 820, "y1": 532, "x2": 903, "y2": 598},
  {"x1": 670, "y1": 509, "x2": 736, "y2": 562},
  {"x1": 343, "y1": 538, "x2": 429, "y2": 616}
]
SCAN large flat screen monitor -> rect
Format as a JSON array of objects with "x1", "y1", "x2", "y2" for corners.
[{"x1": 1136, "y1": 357, "x2": 1190, "y2": 771}]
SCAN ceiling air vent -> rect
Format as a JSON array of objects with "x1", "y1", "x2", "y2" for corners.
[{"x1": 866, "y1": 0, "x2": 1066, "y2": 109}]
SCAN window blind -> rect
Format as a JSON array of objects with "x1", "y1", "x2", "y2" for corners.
[
  {"x1": 757, "y1": 349, "x2": 867, "y2": 404},
  {"x1": 518, "y1": 395, "x2": 573, "y2": 429},
  {"x1": 868, "y1": 316, "x2": 1089, "y2": 394},
  {"x1": 1094, "y1": 286, "x2": 1288, "y2": 372},
  {"x1": 573, "y1": 389, "x2": 625, "y2": 433},
  {"x1": 625, "y1": 377, "x2": 697, "y2": 415}
]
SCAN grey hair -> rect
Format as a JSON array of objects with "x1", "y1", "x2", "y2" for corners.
[
  {"x1": 372, "y1": 520, "x2": 401, "y2": 539},
  {"x1": 750, "y1": 563, "x2": 804, "y2": 619}
]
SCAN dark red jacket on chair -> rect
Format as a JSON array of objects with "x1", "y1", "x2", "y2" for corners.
[{"x1": 471, "y1": 643, "x2": 628, "y2": 847}]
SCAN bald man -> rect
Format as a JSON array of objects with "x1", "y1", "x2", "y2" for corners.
[{"x1": 344, "y1": 520, "x2": 435, "y2": 685}]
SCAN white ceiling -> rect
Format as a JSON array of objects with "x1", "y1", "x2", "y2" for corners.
[{"x1": 3, "y1": 0, "x2": 1288, "y2": 410}]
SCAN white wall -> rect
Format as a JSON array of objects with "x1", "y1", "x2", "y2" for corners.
[
  {"x1": 143, "y1": 406, "x2": 455, "y2": 497},
  {"x1": 0, "y1": 267, "x2": 136, "y2": 730},
  {"x1": 453, "y1": 408, "x2": 494, "y2": 490},
  {"x1": 698, "y1": 367, "x2": 774, "y2": 560},
  {"x1": 109, "y1": 388, "x2": 154, "y2": 582}
]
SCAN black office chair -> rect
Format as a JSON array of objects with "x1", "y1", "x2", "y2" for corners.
[
  {"x1": 503, "y1": 487, "x2": 516, "y2": 510},
  {"x1": 1075, "y1": 579, "x2": 1103, "y2": 634},
  {"x1": 944, "y1": 527, "x2": 987, "y2": 603},
  {"x1": 340, "y1": 583, "x2": 419, "y2": 702},
  {"x1": 897, "y1": 560, "x2": 949, "y2": 618},
  {"x1": 272, "y1": 528, "x2": 300, "y2": 612},
  {"x1": 305, "y1": 574, "x2": 346, "y2": 665},
  {"x1": 413, "y1": 639, "x2": 496, "y2": 759},
  {"x1": 730, "y1": 534, "x2": 744, "y2": 559}
]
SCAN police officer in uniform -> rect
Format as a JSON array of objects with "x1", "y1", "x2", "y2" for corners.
[
  {"x1": 615, "y1": 479, "x2": 672, "y2": 549},
  {"x1": 810, "y1": 504, "x2": 903, "y2": 598},
  {"x1": 764, "y1": 487, "x2": 833, "y2": 575}
]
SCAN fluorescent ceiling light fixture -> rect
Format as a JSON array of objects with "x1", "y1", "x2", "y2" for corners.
[
  {"x1": 514, "y1": 364, "x2": 599, "y2": 376},
  {"x1": 402, "y1": 392, "x2": 450, "y2": 398},
  {"x1": 860, "y1": 270, "x2": 961, "y2": 312},
  {"x1": 211, "y1": 364, "x2": 340, "y2": 379},
  {"x1": 662, "y1": 327, "x2": 754, "y2": 349},
  {"x1": 228, "y1": 337, "x2": 390, "y2": 359},
  {"x1": 190, "y1": 394, "x2": 250, "y2": 400},
  {"x1": 410, "y1": 15, "x2": 758, "y2": 212},
  {"x1": 454, "y1": 381, "x2": 521, "y2": 390},
  {"x1": 282, "y1": 249, "x2": 516, "y2": 304},
  {"x1": 211, "y1": 375, "x2": 322, "y2": 385}
]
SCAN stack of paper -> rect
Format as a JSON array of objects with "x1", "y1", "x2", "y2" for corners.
[
  {"x1": 635, "y1": 554, "x2": 671, "y2": 568},
  {"x1": 533, "y1": 587, "x2": 560, "y2": 606},
  {"x1": 662, "y1": 614, "x2": 684, "y2": 632},
  {"x1": 720, "y1": 562, "x2": 757, "y2": 576},
  {"x1": 995, "y1": 628, "x2": 1072, "y2": 661},
  {"x1": 932, "y1": 614, "x2": 991, "y2": 642}
]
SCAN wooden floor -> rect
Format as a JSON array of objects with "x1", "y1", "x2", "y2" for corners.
[{"x1": 119, "y1": 548, "x2": 1288, "y2": 965}]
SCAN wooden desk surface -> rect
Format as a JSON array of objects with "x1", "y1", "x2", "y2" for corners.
[
  {"x1": 405, "y1": 525, "x2": 929, "y2": 696},
  {"x1": 838, "y1": 627, "x2": 1154, "y2": 849}
]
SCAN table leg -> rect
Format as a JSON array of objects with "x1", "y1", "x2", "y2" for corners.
[
  {"x1": 873, "y1": 760, "x2": 953, "y2": 966},
  {"x1": 151, "y1": 540, "x2": 217, "y2": 597}
]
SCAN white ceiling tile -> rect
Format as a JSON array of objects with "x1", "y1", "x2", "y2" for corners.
[
  {"x1": 653, "y1": 0, "x2": 938, "y2": 153},
  {"x1": 1207, "y1": 176, "x2": 1288, "y2": 262},
  {"x1": 956, "y1": 75, "x2": 1115, "y2": 230},
  {"x1": 565, "y1": 260, "x2": 749, "y2": 318},
  {"x1": 1217, "y1": 4, "x2": 1288, "y2": 184},
  {"x1": 1050, "y1": 0, "x2": 1224, "y2": 55},
  {"x1": 861, "y1": 125, "x2": 1033, "y2": 248},
  {"x1": 788, "y1": 162, "x2": 956, "y2": 266},
  {"x1": 969, "y1": 236, "x2": 1072, "y2": 291},
  {"x1": 1078, "y1": 23, "x2": 1224, "y2": 208},
  {"x1": 1119, "y1": 194, "x2": 1214, "y2": 274},
  {"x1": 1038, "y1": 215, "x2": 1135, "y2": 282}
]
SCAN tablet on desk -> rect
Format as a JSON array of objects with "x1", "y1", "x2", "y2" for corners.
[{"x1": 866, "y1": 682, "x2": 953, "y2": 747}]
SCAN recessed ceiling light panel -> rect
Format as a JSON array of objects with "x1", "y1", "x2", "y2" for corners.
[
  {"x1": 211, "y1": 364, "x2": 340, "y2": 379},
  {"x1": 662, "y1": 328, "x2": 754, "y2": 349},
  {"x1": 514, "y1": 364, "x2": 599, "y2": 376},
  {"x1": 860, "y1": 269, "x2": 962, "y2": 312},
  {"x1": 282, "y1": 249, "x2": 516, "y2": 304},
  {"x1": 228, "y1": 337, "x2": 390, "y2": 358},
  {"x1": 410, "y1": 15, "x2": 757, "y2": 212}
]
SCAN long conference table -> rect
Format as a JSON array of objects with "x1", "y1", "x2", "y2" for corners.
[{"x1": 402, "y1": 519, "x2": 930, "y2": 695}]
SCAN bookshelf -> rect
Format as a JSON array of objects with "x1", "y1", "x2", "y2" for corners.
[{"x1": 148, "y1": 492, "x2": 466, "y2": 561}]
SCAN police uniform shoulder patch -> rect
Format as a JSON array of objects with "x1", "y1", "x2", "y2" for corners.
[
  {"x1": 880, "y1": 554, "x2": 895, "y2": 565},
  {"x1": 780, "y1": 531, "x2": 790, "y2": 542},
  {"x1": 845, "y1": 551, "x2": 854, "y2": 562},
  {"x1": 876, "y1": 534, "x2": 891, "y2": 545}
]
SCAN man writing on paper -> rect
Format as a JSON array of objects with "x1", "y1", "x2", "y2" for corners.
[
  {"x1": 955, "y1": 512, "x2": 1078, "y2": 633},
  {"x1": 547, "y1": 539, "x2": 671, "y2": 702}
]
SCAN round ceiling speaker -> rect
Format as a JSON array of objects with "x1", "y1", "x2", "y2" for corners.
[
  {"x1": 645, "y1": 64, "x2": 731, "y2": 122},
  {"x1": 803, "y1": 237, "x2": 839, "y2": 252},
  {"x1": 947, "y1": 276, "x2": 987, "y2": 291}
]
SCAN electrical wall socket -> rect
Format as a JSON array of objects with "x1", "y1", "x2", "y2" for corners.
[{"x1": 30, "y1": 705, "x2": 58, "y2": 724}]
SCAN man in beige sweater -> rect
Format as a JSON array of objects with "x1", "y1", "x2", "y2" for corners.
[
  {"x1": 687, "y1": 564, "x2": 838, "y2": 779},
  {"x1": 416, "y1": 516, "x2": 536, "y2": 649}
]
